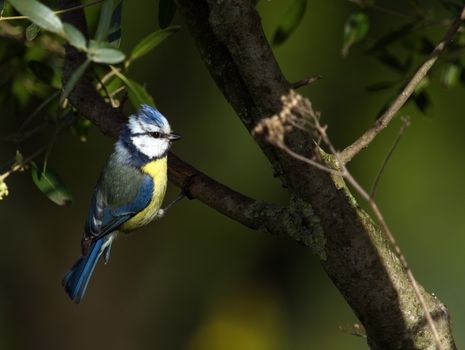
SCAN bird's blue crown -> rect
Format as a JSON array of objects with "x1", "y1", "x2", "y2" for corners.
[
  {"x1": 136, "y1": 104, "x2": 170, "y2": 131},
  {"x1": 118, "y1": 105, "x2": 172, "y2": 166}
]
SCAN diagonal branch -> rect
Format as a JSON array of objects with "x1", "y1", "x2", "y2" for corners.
[
  {"x1": 0, "y1": 0, "x2": 103, "y2": 21},
  {"x1": 59, "y1": 0, "x2": 458, "y2": 348},
  {"x1": 168, "y1": 154, "x2": 291, "y2": 236},
  {"x1": 340, "y1": 7, "x2": 465, "y2": 164},
  {"x1": 175, "y1": 0, "x2": 457, "y2": 348},
  {"x1": 58, "y1": 0, "x2": 290, "y2": 240},
  {"x1": 370, "y1": 116, "x2": 410, "y2": 198}
]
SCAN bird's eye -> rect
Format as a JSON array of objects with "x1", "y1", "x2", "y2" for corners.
[{"x1": 151, "y1": 132, "x2": 161, "y2": 138}]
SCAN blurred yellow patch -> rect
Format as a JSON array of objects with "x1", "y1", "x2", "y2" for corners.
[
  {"x1": 0, "y1": 180, "x2": 8, "y2": 200},
  {"x1": 187, "y1": 290, "x2": 285, "y2": 350}
]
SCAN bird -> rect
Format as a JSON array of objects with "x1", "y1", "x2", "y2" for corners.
[{"x1": 63, "y1": 104, "x2": 181, "y2": 303}]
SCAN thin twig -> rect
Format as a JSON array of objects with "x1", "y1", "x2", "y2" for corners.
[
  {"x1": 366, "y1": 196, "x2": 443, "y2": 350},
  {"x1": 371, "y1": 5, "x2": 416, "y2": 19},
  {"x1": 109, "y1": 85, "x2": 125, "y2": 98},
  {"x1": 1, "y1": 91, "x2": 60, "y2": 143},
  {"x1": 1, "y1": 110, "x2": 76, "y2": 181},
  {"x1": 19, "y1": 91, "x2": 60, "y2": 132},
  {"x1": 370, "y1": 116, "x2": 410, "y2": 199},
  {"x1": 0, "y1": 145, "x2": 47, "y2": 181},
  {"x1": 346, "y1": 0, "x2": 418, "y2": 19},
  {"x1": 278, "y1": 142, "x2": 343, "y2": 177},
  {"x1": 16, "y1": 123, "x2": 49, "y2": 142},
  {"x1": 0, "y1": 0, "x2": 103, "y2": 21},
  {"x1": 291, "y1": 75, "x2": 322, "y2": 89},
  {"x1": 283, "y1": 108, "x2": 444, "y2": 350},
  {"x1": 340, "y1": 6, "x2": 465, "y2": 164},
  {"x1": 0, "y1": 122, "x2": 47, "y2": 142},
  {"x1": 96, "y1": 67, "x2": 120, "y2": 91},
  {"x1": 92, "y1": 68, "x2": 118, "y2": 107},
  {"x1": 41, "y1": 124, "x2": 59, "y2": 174},
  {"x1": 254, "y1": 89, "x2": 444, "y2": 348}
]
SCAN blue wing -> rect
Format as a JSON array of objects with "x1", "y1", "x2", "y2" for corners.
[
  {"x1": 63, "y1": 237, "x2": 107, "y2": 303},
  {"x1": 63, "y1": 174, "x2": 153, "y2": 303},
  {"x1": 84, "y1": 174, "x2": 154, "y2": 243}
]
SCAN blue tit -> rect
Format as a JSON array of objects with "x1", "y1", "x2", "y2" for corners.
[{"x1": 63, "y1": 104, "x2": 181, "y2": 303}]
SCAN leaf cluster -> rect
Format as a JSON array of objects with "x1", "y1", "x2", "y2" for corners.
[
  {"x1": 0, "y1": 0, "x2": 179, "y2": 205},
  {"x1": 344, "y1": 1, "x2": 465, "y2": 115}
]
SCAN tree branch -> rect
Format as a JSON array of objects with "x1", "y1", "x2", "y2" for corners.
[
  {"x1": 175, "y1": 0, "x2": 457, "y2": 348},
  {"x1": 340, "y1": 7, "x2": 465, "y2": 164},
  {"x1": 370, "y1": 116, "x2": 410, "y2": 198},
  {"x1": 291, "y1": 75, "x2": 322, "y2": 89},
  {"x1": 58, "y1": 0, "x2": 458, "y2": 347},
  {"x1": 58, "y1": 0, "x2": 290, "y2": 243},
  {"x1": 168, "y1": 154, "x2": 294, "y2": 237},
  {"x1": 0, "y1": 0, "x2": 103, "y2": 21}
]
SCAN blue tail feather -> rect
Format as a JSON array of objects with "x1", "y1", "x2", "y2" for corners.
[{"x1": 63, "y1": 238, "x2": 106, "y2": 303}]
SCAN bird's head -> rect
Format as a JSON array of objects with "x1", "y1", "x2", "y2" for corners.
[{"x1": 120, "y1": 104, "x2": 181, "y2": 160}]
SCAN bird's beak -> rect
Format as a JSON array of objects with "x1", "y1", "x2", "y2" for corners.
[{"x1": 168, "y1": 132, "x2": 181, "y2": 141}]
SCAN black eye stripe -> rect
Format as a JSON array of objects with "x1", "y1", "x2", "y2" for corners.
[{"x1": 132, "y1": 132, "x2": 166, "y2": 138}]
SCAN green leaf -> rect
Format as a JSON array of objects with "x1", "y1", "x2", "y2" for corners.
[
  {"x1": 111, "y1": 68, "x2": 155, "y2": 107},
  {"x1": 95, "y1": 0, "x2": 113, "y2": 42},
  {"x1": 60, "y1": 59, "x2": 90, "y2": 104},
  {"x1": 410, "y1": 77, "x2": 430, "y2": 114},
  {"x1": 25, "y1": 23, "x2": 41, "y2": 41},
  {"x1": 31, "y1": 162, "x2": 72, "y2": 206},
  {"x1": 108, "y1": 0, "x2": 123, "y2": 45},
  {"x1": 89, "y1": 47, "x2": 125, "y2": 64},
  {"x1": 8, "y1": 0, "x2": 64, "y2": 35},
  {"x1": 28, "y1": 60, "x2": 54, "y2": 84},
  {"x1": 367, "y1": 22, "x2": 416, "y2": 54},
  {"x1": 105, "y1": 76, "x2": 123, "y2": 93},
  {"x1": 158, "y1": 0, "x2": 177, "y2": 29},
  {"x1": 88, "y1": 39, "x2": 114, "y2": 50},
  {"x1": 441, "y1": 63, "x2": 461, "y2": 88},
  {"x1": 342, "y1": 12, "x2": 369, "y2": 57},
  {"x1": 412, "y1": 91, "x2": 431, "y2": 114},
  {"x1": 126, "y1": 79, "x2": 155, "y2": 108},
  {"x1": 129, "y1": 26, "x2": 180, "y2": 64},
  {"x1": 417, "y1": 37, "x2": 435, "y2": 55},
  {"x1": 272, "y1": 0, "x2": 307, "y2": 46},
  {"x1": 376, "y1": 51, "x2": 406, "y2": 72},
  {"x1": 63, "y1": 23, "x2": 87, "y2": 51}
]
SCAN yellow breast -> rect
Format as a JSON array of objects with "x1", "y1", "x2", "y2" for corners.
[{"x1": 120, "y1": 157, "x2": 168, "y2": 232}]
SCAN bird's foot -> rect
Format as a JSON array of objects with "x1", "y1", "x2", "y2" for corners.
[
  {"x1": 155, "y1": 208, "x2": 165, "y2": 219},
  {"x1": 156, "y1": 175, "x2": 195, "y2": 219}
]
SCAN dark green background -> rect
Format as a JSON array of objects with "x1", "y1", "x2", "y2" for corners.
[{"x1": 1, "y1": 1, "x2": 464, "y2": 349}]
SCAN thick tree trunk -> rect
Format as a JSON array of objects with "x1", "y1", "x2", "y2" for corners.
[
  {"x1": 174, "y1": 1, "x2": 456, "y2": 348},
  {"x1": 59, "y1": 0, "x2": 457, "y2": 347}
]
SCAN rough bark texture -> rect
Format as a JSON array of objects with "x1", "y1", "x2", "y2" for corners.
[
  {"x1": 58, "y1": 0, "x2": 295, "y2": 239},
  {"x1": 59, "y1": 0, "x2": 457, "y2": 348},
  {"x1": 174, "y1": 1, "x2": 456, "y2": 349}
]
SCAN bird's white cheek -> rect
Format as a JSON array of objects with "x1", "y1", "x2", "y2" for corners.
[{"x1": 131, "y1": 136, "x2": 168, "y2": 158}]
